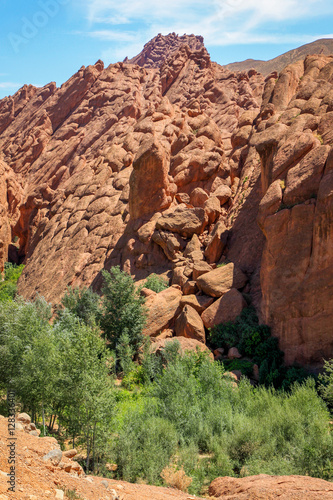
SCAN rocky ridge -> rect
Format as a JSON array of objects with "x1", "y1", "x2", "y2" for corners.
[
  {"x1": 224, "y1": 37, "x2": 333, "y2": 75},
  {"x1": 0, "y1": 33, "x2": 333, "y2": 366}
]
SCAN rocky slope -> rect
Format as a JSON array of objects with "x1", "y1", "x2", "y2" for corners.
[
  {"x1": 224, "y1": 38, "x2": 333, "y2": 75},
  {"x1": 0, "y1": 33, "x2": 333, "y2": 366}
]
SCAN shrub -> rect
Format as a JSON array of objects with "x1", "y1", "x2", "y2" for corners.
[
  {"x1": 208, "y1": 307, "x2": 286, "y2": 387},
  {"x1": 223, "y1": 359, "x2": 254, "y2": 377},
  {"x1": 161, "y1": 465, "x2": 192, "y2": 492},
  {"x1": 0, "y1": 263, "x2": 24, "y2": 302},
  {"x1": 64, "y1": 489, "x2": 83, "y2": 500},
  {"x1": 318, "y1": 359, "x2": 333, "y2": 413},
  {"x1": 60, "y1": 286, "x2": 100, "y2": 327},
  {"x1": 142, "y1": 273, "x2": 169, "y2": 293},
  {"x1": 113, "y1": 414, "x2": 178, "y2": 484}
]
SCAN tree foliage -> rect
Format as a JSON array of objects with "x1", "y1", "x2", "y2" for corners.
[
  {"x1": 0, "y1": 263, "x2": 24, "y2": 302},
  {"x1": 59, "y1": 286, "x2": 100, "y2": 327},
  {"x1": 99, "y1": 266, "x2": 146, "y2": 353}
]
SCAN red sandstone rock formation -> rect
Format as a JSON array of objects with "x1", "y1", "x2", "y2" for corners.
[
  {"x1": 209, "y1": 474, "x2": 333, "y2": 499},
  {"x1": 0, "y1": 33, "x2": 333, "y2": 366}
]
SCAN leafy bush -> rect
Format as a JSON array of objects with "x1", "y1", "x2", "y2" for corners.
[
  {"x1": 0, "y1": 298, "x2": 115, "y2": 472},
  {"x1": 114, "y1": 352, "x2": 333, "y2": 494},
  {"x1": 319, "y1": 359, "x2": 333, "y2": 413},
  {"x1": 223, "y1": 359, "x2": 254, "y2": 377},
  {"x1": 0, "y1": 263, "x2": 24, "y2": 302},
  {"x1": 113, "y1": 413, "x2": 178, "y2": 484},
  {"x1": 142, "y1": 273, "x2": 169, "y2": 293},
  {"x1": 60, "y1": 286, "x2": 100, "y2": 327},
  {"x1": 208, "y1": 307, "x2": 289, "y2": 387},
  {"x1": 1, "y1": 291, "x2": 332, "y2": 493}
]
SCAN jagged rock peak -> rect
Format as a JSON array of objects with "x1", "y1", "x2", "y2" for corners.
[{"x1": 125, "y1": 32, "x2": 205, "y2": 68}]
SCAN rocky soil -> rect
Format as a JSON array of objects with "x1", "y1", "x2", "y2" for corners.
[{"x1": 0, "y1": 33, "x2": 333, "y2": 366}]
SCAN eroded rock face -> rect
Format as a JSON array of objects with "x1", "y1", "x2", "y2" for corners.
[
  {"x1": 0, "y1": 34, "x2": 333, "y2": 367},
  {"x1": 129, "y1": 138, "x2": 173, "y2": 219},
  {"x1": 0, "y1": 33, "x2": 264, "y2": 303},
  {"x1": 254, "y1": 54, "x2": 333, "y2": 365}
]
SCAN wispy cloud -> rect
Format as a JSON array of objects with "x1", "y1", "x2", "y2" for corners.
[
  {"x1": 75, "y1": 0, "x2": 333, "y2": 61},
  {"x1": 83, "y1": 0, "x2": 333, "y2": 33},
  {"x1": 0, "y1": 82, "x2": 22, "y2": 89}
]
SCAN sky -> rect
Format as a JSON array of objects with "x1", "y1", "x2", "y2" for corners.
[{"x1": 0, "y1": 0, "x2": 333, "y2": 99}]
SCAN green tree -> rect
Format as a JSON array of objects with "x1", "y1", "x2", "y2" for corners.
[
  {"x1": 0, "y1": 263, "x2": 24, "y2": 302},
  {"x1": 59, "y1": 286, "x2": 100, "y2": 327},
  {"x1": 0, "y1": 297, "x2": 51, "y2": 391},
  {"x1": 54, "y1": 312, "x2": 115, "y2": 470},
  {"x1": 99, "y1": 266, "x2": 147, "y2": 356},
  {"x1": 319, "y1": 359, "x2": 333, "y2": 413},
  {"x1": 15, "y1": 324, "x2": 58, "y2": 432}
]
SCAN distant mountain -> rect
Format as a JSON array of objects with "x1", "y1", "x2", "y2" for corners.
[{"x1": 223, "y1": 38, "x2": 333, "y2": 75}]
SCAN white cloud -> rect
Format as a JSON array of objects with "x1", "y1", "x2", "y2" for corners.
[
  {"x1": 83, "y1": 0, "x2": 333, "y2": 28},
  {"x1": 0, "y1": 82, "x2": 22, "y2": 89},
  {"x1": 75, "y1": 0, "x2": 333, "y2": 62}
]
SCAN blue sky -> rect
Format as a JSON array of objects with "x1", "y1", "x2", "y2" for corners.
[{"x1": 0, "y1": 0, "x2": 333, "y2": 99}]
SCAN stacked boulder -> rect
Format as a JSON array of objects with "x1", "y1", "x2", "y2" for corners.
[{"x1": 142, "y1": 261, "x2": 248, "y2": 357}]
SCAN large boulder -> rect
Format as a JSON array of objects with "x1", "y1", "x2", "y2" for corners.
[
  {"x1": 42, "y1": 449, "x2": 63, "y2": 466},
  {"x1": 155, "y1": 206, "x2": 208, "y2": 237},
  {"x1": 213, "y1": 184, "x2": 232, "y2": 205},
  {"x1": 201, "y1": 289, "x2": 247, "y2": 329},
  {"x1": 152, "y1": 230, "x2": 185, "y2": 260},
  {"x1": 151, "y1": 337, "x2": 213, "y2": 359},
  {"x1": 16, "y1": 413, "x2": 31, "y2": 425},
  {"x1": 196, "y1": 263, "x2": 247, "y2": 297},
  {"x1": 180, "y1": 294, "x2": 214, "y2": 314},
  {"x1": 204, "y1": 221, "x2": 228, "y2": 263},
  {"x1": 204, "y1": 196, "x2": 221, "y2": 224},
  {"x1": 175, "y1": 304, "x2": 206, "y2": 343},
  {"x1": 184, "y1": 234, "x2": 202, "y2": 258},
  {"x1": 190, "y1": 187, "x2": 209, "y2": 207},
  {"x1": 192, "y1": 261, "x2": 213, "y2": 280},
  {"x1": 142, "y1": 285, "x2": 182, "y2": 337}
]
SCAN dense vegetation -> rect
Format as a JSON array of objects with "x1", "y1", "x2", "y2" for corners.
[
  {"x1": 208, "y1": 307, "x2": 308, "y2": 389},
  {"x1": 0, "y1": 262, "x2": 24, "y2": 301},
  {"x1": 0, "y1": 264, "x2": 332, "y2": 495}
]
